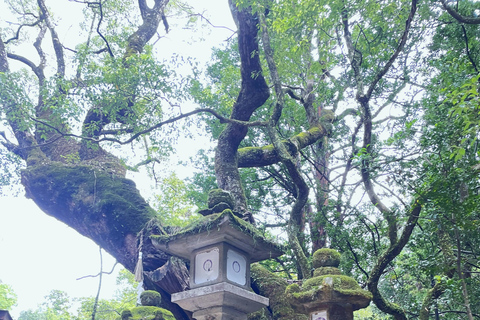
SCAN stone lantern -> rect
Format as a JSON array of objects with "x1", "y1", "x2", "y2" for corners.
[
  {"x1": 285, "y1": 248, "x2": 372, "y2": 320},
  {"x1": 151, "y1": 190, "x2": 283, "y2": 320}
]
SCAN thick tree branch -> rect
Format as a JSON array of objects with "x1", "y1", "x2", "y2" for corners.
[
  {"x1": 360, "y1": 99, "x2": 397, "y2": 245},
  {"x1": 419, "y1": 279, "x2": 446, "y2": 320},
  {"x1": 32, "y1": 23, "x2": 47, "y2": 83},
  {"x1": 356, "y1": 2, "x2": 416, "y2": 243},
  {"x1": 367, "y1": 201, "x2": 422, "y2": 320},
  {"x1": 440, "y1": 0, "x2": 480, "y2": 24},
  {"x1": 125, "y1": 0, "x2": 169, "y2": 57},
  {"x1": 237, "y1": 126, "x2": 330, "y2": 168},
  {"x1": 214, "y1": 3, "x2": 269, "y2": 215},
  {"x1": 6, "y1": 53, "x2": 39, "y2": 75}
]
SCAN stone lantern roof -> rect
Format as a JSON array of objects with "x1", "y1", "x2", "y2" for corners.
[
  {"x1": 286, "y1": 248, "x2": 372, "y2": 316},
  {"x1": 151, "y1": 209, "x2": 284, "y2": 262}
]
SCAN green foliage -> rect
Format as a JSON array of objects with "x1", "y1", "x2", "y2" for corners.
[
  {"x1": 444, "y1": 74, "x2": 480, "y2": 161},
  {"x1": 0, "y1": 280, "x2": 17, "y2": 310},
  {"x1": 18, "y1": 269, "x2": 137, "y2": 320},
  {"x1": 18, "y1": 290, "x2": 72, "y2": 320},
  {"x1": 354, "y1": 307, "x2": 389, "y2": 320},
  {"x1": 153, "y1": 172, "x2": 199, "y2": 227},
  {"x1": 76, "y1": 269, "x2": 137, "y2": 320}
]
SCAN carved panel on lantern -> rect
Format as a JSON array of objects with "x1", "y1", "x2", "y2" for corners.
[
  {"x1": 194, "y1": 247, "x2": 219, "y2": 284},
  {"x1": 311, "y1": 310, "x2": 328, "y2": 320},
  {"x1": 226, "y1": 249, "x2": 247, "y2": 285}
]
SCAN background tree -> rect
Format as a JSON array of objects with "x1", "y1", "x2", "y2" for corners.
[
  {"x1": 18, "y1": 290, "x2": 72, "y2": 320},
  {"x1": 0, "y1": 280, "x2": 17, "y2": 310},
  {"x1": 17, "y1": 269, "x2": 137, "y2": 320},
  {"x1": 75, "y1": 269, "x2": 138, "y2": 320}
]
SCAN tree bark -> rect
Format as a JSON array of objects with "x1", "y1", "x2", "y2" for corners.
[{"x1": 214, "y1": 3, "x2": 269, "y2": 215}]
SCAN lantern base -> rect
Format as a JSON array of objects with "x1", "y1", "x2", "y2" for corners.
[{"x1": 172, "y1": 282, "x2": 268, "y2": 320}]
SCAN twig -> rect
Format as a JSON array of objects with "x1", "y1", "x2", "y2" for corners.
[
  {"x1": 4, "y1": 19, "x2": 42, "y2": 44},
  {"x1": 76, "y1": 259, "x2": 118, "y2": 280}
]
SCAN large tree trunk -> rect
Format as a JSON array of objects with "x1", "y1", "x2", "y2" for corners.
[{"x1": 215, "y1": 2, "x2": 269, "y2": 217}]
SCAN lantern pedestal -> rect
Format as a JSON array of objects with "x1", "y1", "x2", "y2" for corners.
[{"x1": 172, "y1": 282, "x2": 268, "y2": 320}]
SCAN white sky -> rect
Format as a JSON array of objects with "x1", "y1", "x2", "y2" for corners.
[
  {"x1": 0, "y1": 196, "x2": 121, "y2": 316},
  {"x1": 0, "y1": 0, "x2": 234, "y2": 317}
]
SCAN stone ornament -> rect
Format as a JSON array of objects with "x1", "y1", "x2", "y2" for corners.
[{"x1": 286, "y1": 248, "x2": 372, "y2": 320}]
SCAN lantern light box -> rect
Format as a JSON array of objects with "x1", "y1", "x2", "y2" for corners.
[{"x1": 193, "y1": 243, "x2": 249, "y2": 288}]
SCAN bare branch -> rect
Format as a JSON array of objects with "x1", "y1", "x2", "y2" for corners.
[
  {"x1": 37, "y1": 0, "x2": 65, "y2": 77},
  {"x1": 4, "y1": 19, "x2": 42, "y2": 44},
  {"x1": 461, "y1": 25, "x2": 479, "y2": 73},
  {"x1": 32, "y1": 108, "x2": 267, "y2": 146},
  {"x1": 76, "y1": 258, "x2": 118, "y2": 280},
  {"x1": 346, "y1": 239, "x2": 369, "y2": 279},
  {"x1": 188, "y1": 12, "x2": 236, "y2": 33},
  {"x1": 365, "y1": 0, "x2": 418, "y2": 100},
  {"x1": 96, "y1": 1, "x2": 114, "y2": 58}
]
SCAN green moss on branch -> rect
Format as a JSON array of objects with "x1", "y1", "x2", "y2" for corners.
[{"x1": 237, "y1": 126, "x2": 329, "y2": 168}]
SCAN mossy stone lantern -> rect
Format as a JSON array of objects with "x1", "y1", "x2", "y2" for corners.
[
  {"x1": 285, "y1": 249, "x2": 372, "y2": 320},
  {"x1": 151, "y1": 191, "x2": 283, "y2": 320}
]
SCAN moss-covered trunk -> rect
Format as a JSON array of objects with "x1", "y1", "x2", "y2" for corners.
[{"x1": 21, "y1": 162, "x2": 155, "y2": 270}]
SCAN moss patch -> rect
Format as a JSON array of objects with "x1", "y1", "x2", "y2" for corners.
[
  {"x1": 312, "y1": 248, "x2": 341, "y2": 268},
  {"x1": 151, "y1": 209, "x2": 282, "y2": 253},
  {"x1": 289, "y1": 274, "x2": 373, "y2": 305},
  {"x1": 237, "y1": 144, "x2": 275, "y2": 163},
  {"x1": 23, "y1": 163, "x2": 157, "y2": 238},
  {"x1": 302, "y1": 275, "x2": 360, "y2": 292},
  {"x1": 140, "y1": 290, "x2": 161, "y2": 307},
  {"x1": 286, "y1": 250, "x2": 372, "y2": 313},
  {"x1": 122, "y1": 306, "x2": 176, "y2": 320},
  {"x1": 251, "y1": 264, "x2": 308, "y2": 320},
  {"x1": 207, "y1": 189, "x2": 235, "y2": 209},
  {"x1": 313, "y1": 267, "x2": 342, "y2": 277}
]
